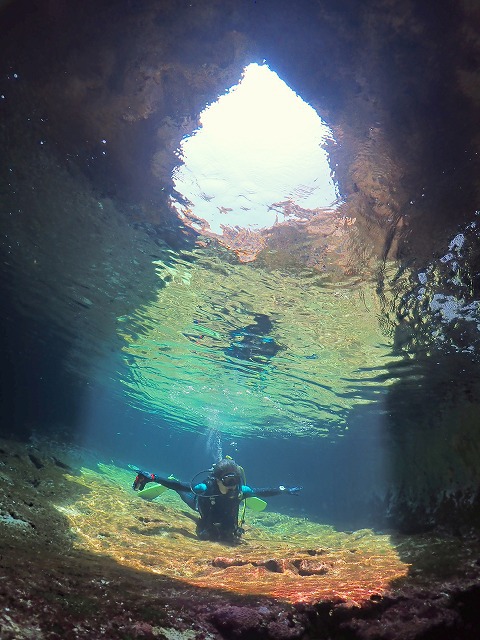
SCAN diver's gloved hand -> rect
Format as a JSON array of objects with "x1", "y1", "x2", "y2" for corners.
[
  {"x1": 132, "y1": 470, "x2": 155, "y2": 491},
  {"x1": 280, "y1": 485, "x2": 303, "y2": 496}
]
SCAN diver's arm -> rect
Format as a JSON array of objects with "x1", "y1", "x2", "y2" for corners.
[
  {"x1": 243, "y1": 485, "x2": 302, "y2": 497},
  {"x1": 132, "y1": 469, "x2": 190, "y2": 492},
  {"x1": 150, "y1": 474, "x2": 191, "y2": 491}
]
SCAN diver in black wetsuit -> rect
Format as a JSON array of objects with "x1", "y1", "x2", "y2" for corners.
[{"x1": 132, "y1": 458, "x2": 302, "y2": 544}]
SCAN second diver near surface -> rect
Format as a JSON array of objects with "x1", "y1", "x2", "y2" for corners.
[{"x1": 132, "y1": 457, "x2": 302, "y2": 544}]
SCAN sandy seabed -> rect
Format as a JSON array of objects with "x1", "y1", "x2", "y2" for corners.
[{"x1": 1, "y1": 438, "x2": 480, "y2": 639}]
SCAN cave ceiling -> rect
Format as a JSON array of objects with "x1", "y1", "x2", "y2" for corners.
[{"x1": 4, "y1": 0, "x2": 478, "y2": 261}]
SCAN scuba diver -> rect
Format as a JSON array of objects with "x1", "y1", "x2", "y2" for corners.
[{"x1": 132, "y1": 458, "x2": 302, "y2": 544}]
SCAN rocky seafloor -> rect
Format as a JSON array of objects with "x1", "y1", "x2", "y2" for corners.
[{"x1": 1, "y1": 438, "x2": 480, "y2": 640}]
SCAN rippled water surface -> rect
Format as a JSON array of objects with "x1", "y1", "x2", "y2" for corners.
[
  {"x1": 118, "y1": 247, "x2": 397, "y2": 437},
  {"x1": 2, "y1": 73, "x2": 478, "y2": 447}
]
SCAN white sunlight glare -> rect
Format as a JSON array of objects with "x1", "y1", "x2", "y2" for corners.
[{"x1": 171, "y1": 63, "x2": 338, "y2": 234}]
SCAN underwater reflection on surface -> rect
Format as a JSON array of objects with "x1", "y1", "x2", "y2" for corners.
[{"x1": 117, "y1": 244, "x2": 400, "y2": 438}]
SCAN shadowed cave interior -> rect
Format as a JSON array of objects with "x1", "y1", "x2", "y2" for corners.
[{"x1": 1, "y1": 0, "x2": 480, "y2": 638}]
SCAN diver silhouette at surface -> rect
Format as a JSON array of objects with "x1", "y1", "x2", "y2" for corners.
[
  {"x1": 132, "y1": 458, "x2": 302, "y2": 544},
  {"x1": 225, "y1": 314, "x2": 281, "y2": 363}
]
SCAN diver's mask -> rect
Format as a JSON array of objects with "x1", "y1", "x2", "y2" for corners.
[{"x1": 219, "y1": 473, "x2": 239, "y2": 488}]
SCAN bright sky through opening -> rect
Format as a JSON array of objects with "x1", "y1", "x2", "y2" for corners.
[{"x1": 171, "y1": 63, "x2": 338, "y2": 234}]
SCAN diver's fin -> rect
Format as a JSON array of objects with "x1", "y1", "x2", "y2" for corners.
[
  {"x1": 137, "y1": 484, "x2": 169, "y2": 501},
  {"x1": 245, "y1": 497, "x2": 267, "y2": 512}
]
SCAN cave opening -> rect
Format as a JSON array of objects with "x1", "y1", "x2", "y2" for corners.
[{"x1": 169, "y1": 62, "x2": 339, "y2": 258}]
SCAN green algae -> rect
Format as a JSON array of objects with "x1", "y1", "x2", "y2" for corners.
[
  {"x1": 59, "y1": 460, "x2": 409, "y2": 605},
  {"x1": 2, "y1": 438, "x2": 479, "y2": 639}
]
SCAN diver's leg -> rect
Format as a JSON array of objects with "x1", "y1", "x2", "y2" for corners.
[
  {"x1": 175, "y1": 492, "x2": 214, "y2": 539},
  {"x1": 196, "y1": 521, "x2": 213, "y2": 540}
]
